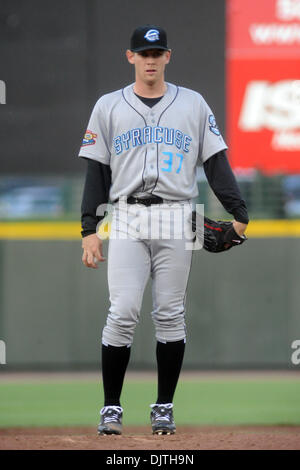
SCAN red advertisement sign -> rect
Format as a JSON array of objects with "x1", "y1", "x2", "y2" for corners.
[{"x1": 226, "y1": 0, "x2": 300, "y2": 174}]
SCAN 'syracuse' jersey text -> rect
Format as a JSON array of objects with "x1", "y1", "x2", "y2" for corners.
[{"x1": 78, "y1": 82, "x2": 227, "y2": 201}]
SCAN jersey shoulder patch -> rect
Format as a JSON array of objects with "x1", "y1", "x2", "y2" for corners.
[
  {"x1": 208, "y1": 114, "x2": 221, "y2": 136},
  {"x1": 82, "y1": 130, "x2": 97, "y2": 146}
]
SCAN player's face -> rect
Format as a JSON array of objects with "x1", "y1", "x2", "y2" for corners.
[{"x1": 126, "y1": 49, "x2": 171, "y2": 86}]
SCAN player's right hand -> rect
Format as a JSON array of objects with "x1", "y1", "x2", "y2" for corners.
[{"x1": 82, "y1": 233, "x2": 106, "y2": 269}]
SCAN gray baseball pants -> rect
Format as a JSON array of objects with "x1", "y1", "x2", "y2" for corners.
[{"x1": 102, "y1": 200, "x2": 194, "y2": 347}]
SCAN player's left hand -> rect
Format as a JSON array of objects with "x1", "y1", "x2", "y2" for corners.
[
  {"x1": 191, "y1": 213, "x2": 248, "y2": 253},
  {"x1": 232, "y1": 220, "x2": 248, "y2": 237}
]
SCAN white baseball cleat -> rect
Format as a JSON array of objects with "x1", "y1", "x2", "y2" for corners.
[
  {"x1": 97, "y1": 406, "x2": 123, "y2": 435},
  {"x1": 150, "y1": 403, "x2": 176, "y2": 435}
]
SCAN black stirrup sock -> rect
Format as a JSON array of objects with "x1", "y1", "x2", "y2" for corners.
[
  {"x1": 156, "y1": 339, "x2": 185, "y2": 404},
  {"x1": 101, "y1": 343, "x2": 131, "y2": 407}
]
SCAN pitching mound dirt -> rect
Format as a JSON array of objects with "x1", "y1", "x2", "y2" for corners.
[{"x1": 0, "y1": 425, "x2": 300, "y2": 450}]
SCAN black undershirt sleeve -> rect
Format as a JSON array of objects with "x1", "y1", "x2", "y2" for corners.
[
  {"x1": 81, "y1": 158, "x2": 112, "y2": 238},
  {"x1": 203, "y1": 150, "x2": 249, "y2": 224}
]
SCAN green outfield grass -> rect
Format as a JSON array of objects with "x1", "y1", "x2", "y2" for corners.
[{"x1": 0, "y1": 378, "x2": 300, "y2": 428}]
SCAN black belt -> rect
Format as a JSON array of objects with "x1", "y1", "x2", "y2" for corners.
[{"x1": 115, "y1": 195, "x2": 163, "y2": 206}]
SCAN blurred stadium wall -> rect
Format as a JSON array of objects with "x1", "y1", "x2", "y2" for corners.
[
  {"x1": 0, "y1": 0, "x2": 299, "y2": 370},
  {"x1": 0, "y1": 0, "x2": 225, "y2": 173}
]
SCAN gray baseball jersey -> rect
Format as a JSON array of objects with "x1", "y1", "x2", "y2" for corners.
[{"x1": 78, "y1": 82, "x2": 227, "y2": 201}]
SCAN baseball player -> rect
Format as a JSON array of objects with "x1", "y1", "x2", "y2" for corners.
[{"x1": 79, "y1": 25, "x2": 249, "y2": 435}]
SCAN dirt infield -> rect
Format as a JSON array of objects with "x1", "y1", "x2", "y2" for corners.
[{"x1": 1, "y1": 425, "x2": 300, "y2": 450}]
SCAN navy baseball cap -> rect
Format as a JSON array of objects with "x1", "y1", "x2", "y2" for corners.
[{"x1": 130, "y1": 25, "x2": 169, "y2": 52}]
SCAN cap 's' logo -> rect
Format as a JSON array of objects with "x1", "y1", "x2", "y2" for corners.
[
  {"x1": 82, "y1": 130, "x2": 97, "y2": 146},
  {"x1": 144, "y1": 29, "x2": 159, "y2": 42}
]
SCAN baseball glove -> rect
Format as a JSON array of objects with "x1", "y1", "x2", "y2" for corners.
[{"x1": 191, "y1": 211, "x2": 247, "y2": 253}]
